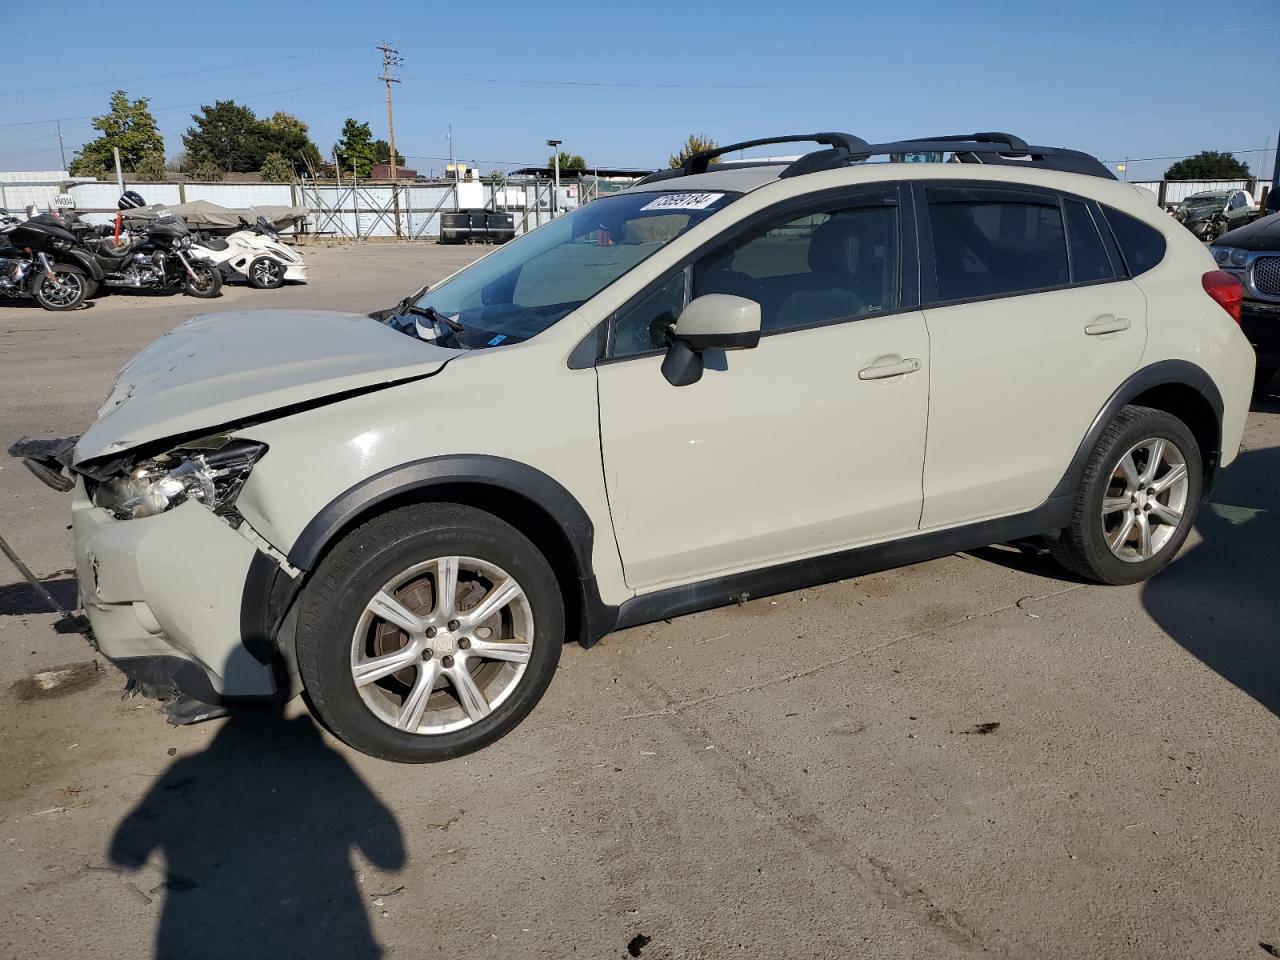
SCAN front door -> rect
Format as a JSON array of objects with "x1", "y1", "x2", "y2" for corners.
[{"x1": 595, "y1": 189, "x2": 931, "y2": 591}]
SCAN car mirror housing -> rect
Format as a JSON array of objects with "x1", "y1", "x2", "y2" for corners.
[{"x1": 661, "y1": 294, "x2": 762, "y2": 386}]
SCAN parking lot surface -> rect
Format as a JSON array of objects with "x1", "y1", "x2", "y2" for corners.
[{"x1": 1, "y1": 242, "x2": 1278, "y2": 960}]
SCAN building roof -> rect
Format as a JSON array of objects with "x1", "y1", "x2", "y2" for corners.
[{"x1": 509, "y1": 166, "x2": 651, "y2": 180}]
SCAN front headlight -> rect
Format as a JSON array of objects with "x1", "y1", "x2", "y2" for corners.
[
  {"x1": 1214, "y1": 247, "x2": 1231, "y2": 264},
  {"x1": 94, "y1": 439, "x2": 266, "y2": 521},
  {"x1": 1231, "y1": 249, "x2": 1248, "y2": 267}
]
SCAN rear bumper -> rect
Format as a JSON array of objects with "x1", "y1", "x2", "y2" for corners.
[{"x1": 72, "y1": 487, "x2": 281, "y2": 703}]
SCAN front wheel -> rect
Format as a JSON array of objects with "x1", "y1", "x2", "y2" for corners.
[
  {"x1": 183, "y1": 262, "x2": 222, "y2": 298},
  {"x1": 247, "y1": 256, "x2": 285, "y2": 289},
  {"x1": 296, "y1": 503, "x2": 564, "y2": 762},
  {"x1": 33, "y1": 264, "x2": 88, "y2": 311},
  {"x1": 1050, "y1": 405, "x2": 1201, "y2": 585}
]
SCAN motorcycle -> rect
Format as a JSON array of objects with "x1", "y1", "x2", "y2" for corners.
[
  {"x1": 67, "y1": 207, "x2": 221, "y2": 298},
  {"x1": 0, "y1": 211, "x2": 93, "y2": 311},
  {"x1": 192, "y1": 212, "x2": 307, "y2": 289}
]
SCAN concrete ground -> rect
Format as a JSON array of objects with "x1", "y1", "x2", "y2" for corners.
[{"x1": 1, "y1": 242, "x2": 1278, "y2": 960}]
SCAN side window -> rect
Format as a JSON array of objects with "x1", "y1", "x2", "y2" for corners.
[
  {"x1": 1063, "y1": 198, "x2": 1115, "y2": 284},
  {"x1": 1101, "y1": 206, "x2": 1166, "y2": 277},
  {"x1": 693, "y1": 202, "x2": 899, "y2": 333},
  {"x1": 927, "y1": 192, "x2": 1067, "y2": 301},
  {"x1": 611, "y1": 271, "x2": 686, "y2": 358}
]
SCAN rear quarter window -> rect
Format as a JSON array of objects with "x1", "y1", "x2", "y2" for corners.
[{"x1": 1101, "y1": 206, "x2": 1166, "y2": 277}]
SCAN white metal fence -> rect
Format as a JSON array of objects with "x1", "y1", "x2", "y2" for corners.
[
  {"x1": 1130, "y1": 178, "x2": 1264, "y2": 207},
  {"x1": 4, "y1": 173, "x2": 602, "y2": 239}
]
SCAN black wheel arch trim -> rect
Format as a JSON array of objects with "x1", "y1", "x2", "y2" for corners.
[
  {"x1": 285, "y1": 454, "x2": 599, "y2": 574},
  {"x1": 1047, "y1": 358, "x2": 1223, "y2": 502},
  {"x1": 240, "y1": 455, "x2": 607, "y2": 654}
]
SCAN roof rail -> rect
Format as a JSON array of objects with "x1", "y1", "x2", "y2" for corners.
[
  {"x1": 683, "y1": 132, "x2": 871, "y2": 175},
  {"x1": 631, "y1": 131, "x2": 1115, "y2": 188}
]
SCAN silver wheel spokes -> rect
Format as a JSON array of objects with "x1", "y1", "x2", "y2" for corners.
[
  {"x1": 1101, "y1": 437, "x2": 1190, "y2": 563},
  {"x1": 350, "y1": 556, "x2": 534, "y2": 735},
  {"x1": 254, "y1": 260, "x2": 280, "y2": 283},
  {"x1": 42, "y1": 273, "x2": 80, "y2": 306}
]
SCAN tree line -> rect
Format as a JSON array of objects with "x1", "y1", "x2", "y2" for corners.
[
  {"x1": 69, "y1": 90, "x2": 410, "y2": 182},
  {"x1": 66, "y1": 94, "x2": 1256, "y2": 184}
]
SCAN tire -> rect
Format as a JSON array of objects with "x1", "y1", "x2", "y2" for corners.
[
  {"x1": 32, "y1": 264, "x2": 88, "y2": 311},
  {"x1": 295, "y1": 503, "x2": 564, "y2": 762},
  {"x1": 247, "y1": 256, "x2": 285, "y2": 289},
  {"x1": 1253, "y1": 366, "x2": 1276, "y2": 399},
  {"x1": 1050, "y1": 405, "x2": 1202, "y2": 585},
  {"x1": 183, "y1": 262, "x2": 222, "y2": 298}
]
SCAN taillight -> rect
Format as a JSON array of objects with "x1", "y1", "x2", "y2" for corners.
[{"x1": 1202, "y1": 270, "x2": 1242, "y2": 324}]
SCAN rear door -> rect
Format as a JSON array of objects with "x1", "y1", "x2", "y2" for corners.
[{"x1": 916, "y1": 183, "x2": 1148, "y2": 528}]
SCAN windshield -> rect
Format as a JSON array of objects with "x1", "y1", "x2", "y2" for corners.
[
  {"x1": 408, "y1": 190, "x2": 736, "y2": 348},
  {"x1": 1183, "y1": 196, "x2": 1225, "y2": 209}
]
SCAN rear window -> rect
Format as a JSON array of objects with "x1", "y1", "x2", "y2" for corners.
[
  {"x1": 1101, "y1": 207, "x2": 1166, "y2": 277},
  {"x1": 928, "y1": 192, "x2": 1068, "y2": 301}
]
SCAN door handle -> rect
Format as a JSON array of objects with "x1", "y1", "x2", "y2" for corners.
[
  {"x1": 858, "y1": 356, "x2": 922, "y2": 380},
  {"x1": 1084, "y1": 315, "x2": 1131, "y2": 336}
]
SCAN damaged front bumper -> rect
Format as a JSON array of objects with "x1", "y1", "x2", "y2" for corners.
[{"x1": 69, "y1": 478, "x2": 292, "y2": 704}]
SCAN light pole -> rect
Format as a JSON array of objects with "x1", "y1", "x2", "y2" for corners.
[{"x1": 546, "y1": 139, "x2": 562, "y2": 218}]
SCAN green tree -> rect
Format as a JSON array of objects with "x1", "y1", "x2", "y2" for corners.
[
  {"x1": 547, "y1": 150, "x2": 586, "y2": 171},
  {"x1": 371, "y1": 139, "x2": 405, "y2": 166},
  {"x1": 262, "y1": 112, "x2": 322, "y2": 174},
  {"x1": 259, "y1": 151, "x2": 295, "y2": 183},
  {"x1": 335, "y1": 118, "x2": 377, "y2": 178},
  {"x1": 132, "y1": 153, "x2": 168, "y2": 182},
  {"x1": 183, "y1": 100, "x2": 268, "y2": 173},
  {"x1": 189, "y1": 159, "x2": 225, "y2": 182},
  {"x1": 668, "y1": 133, "x2": 719, "y2": 169},
  {"x1": 69, "y1": 91, "x2": 164, "y2": 178},
  {"x1": 1164, "y1": 151, "x2": 1251, "y2": 180}
]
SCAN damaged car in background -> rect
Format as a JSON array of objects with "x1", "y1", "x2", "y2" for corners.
[{"x1": 7, "y1": 130, "x2": 1257, "y2": 762}]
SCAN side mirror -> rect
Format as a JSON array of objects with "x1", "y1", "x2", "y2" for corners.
[{"x1": 661, "y1": 294, "x2": 761, "y2": 386}]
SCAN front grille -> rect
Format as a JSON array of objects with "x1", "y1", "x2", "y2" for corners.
[{"x1": 1255, "y1": 256, "x2": 1280, "y2": 296}]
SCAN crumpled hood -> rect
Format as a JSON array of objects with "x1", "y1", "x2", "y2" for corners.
[{"x1": 76, "y1": 309, "x2": 460, "y2": 464}]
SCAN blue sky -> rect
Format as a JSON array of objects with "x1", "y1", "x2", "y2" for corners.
[{"x1": 3, "y1": 0, "x2": 1278, "y2": 183}]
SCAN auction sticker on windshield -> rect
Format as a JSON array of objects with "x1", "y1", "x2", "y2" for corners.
[{"x1": 640, "y1": 193, "x2": 725, "y2": 211}]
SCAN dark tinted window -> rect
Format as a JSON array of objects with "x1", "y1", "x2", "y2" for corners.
[
  {"x1": 1101, "y1": 206, "x2": 1166, "y2": 276},
  {"x1": 694, "y1": 203, "x2": 899, "y2": 333},
  {"x1": 1064, "y1": 198, "x2": 1115, "y2": 283},
  {"x1": 928, "y1": 195, "x2": 1067, "y2": 301},
  {"x1": 611, "y1": 271, "x2": 686, "y2": 357}
]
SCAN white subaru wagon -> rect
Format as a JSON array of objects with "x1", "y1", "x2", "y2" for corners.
[{"x1": 11, "y1": 132, "x2": 1255, "y2": 761}]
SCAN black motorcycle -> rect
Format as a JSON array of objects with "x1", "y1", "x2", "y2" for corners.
[
  {"x1": 67, "y1": 209, "x2": 221, "y2": 298},
  {"x1": 0, "y1": 211, "x2": 93, "y2": 311}
]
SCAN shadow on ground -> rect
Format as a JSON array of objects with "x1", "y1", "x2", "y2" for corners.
[
  {"x1": 109, "y1": 705, "x2": 405, "y2": 960},
  {"x1": 1143, "y1": 443, "x2": 1280, "y2": 718},
  {"x1": 0, "y1": 572, "x2": 78, "y2": 615}
]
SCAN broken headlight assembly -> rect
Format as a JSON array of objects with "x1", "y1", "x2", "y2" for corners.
[{"x1": 93, "y1": 438, "x2": 267, "y2": 522}]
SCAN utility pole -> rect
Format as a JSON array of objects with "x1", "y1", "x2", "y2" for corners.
[
  {"x1": 377, "y1": 42, "x2": 402, "y2": 180},
  {"x1": 56, "y1": 120, "x2": 67, "y2": 172},
  {"x1": 547, "y1": 139, "x2": 562, "y2": 218}
]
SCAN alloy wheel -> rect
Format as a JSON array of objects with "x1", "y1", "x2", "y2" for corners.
[
  {"x1": 39, "y1": 271, "x2": 82, "y2": 307},
  {"x1": 1100, "y1": 437, "x2": 1190, "y2": 562},
  {"x1": 252, "y1": 259, "x2": 281, "y2": 285},
  {"x1": 349, "y1": 556, "x2": 534, "y2": 734}
]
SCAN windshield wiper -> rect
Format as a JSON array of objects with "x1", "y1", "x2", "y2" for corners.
[{"x1": 406, "y1": 303, "x2": 465, "y2": 341}]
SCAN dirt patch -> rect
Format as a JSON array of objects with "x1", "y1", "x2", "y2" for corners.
[{"x1": 11, "y1": 661, "x2": 103, "y2": 702}]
